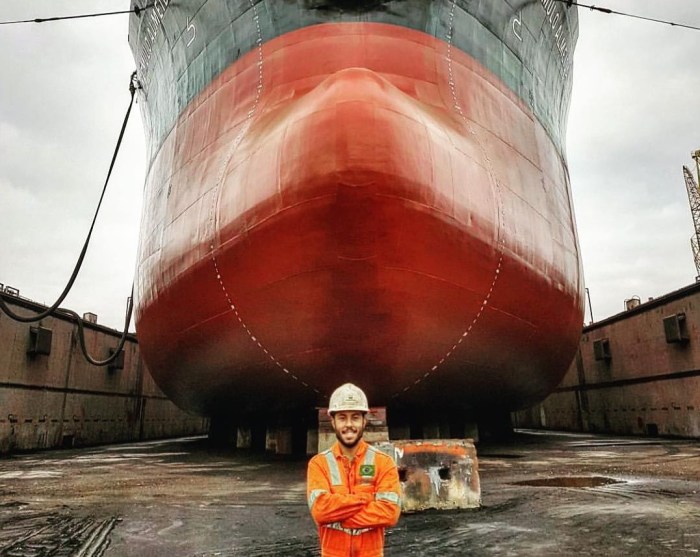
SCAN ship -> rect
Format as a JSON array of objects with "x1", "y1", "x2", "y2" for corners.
[{"x1": 128, "y1": 0, "x2": 583, "y2": 436}]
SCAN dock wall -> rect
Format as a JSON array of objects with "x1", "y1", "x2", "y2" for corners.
[
  {"x1": 514, "y1": 283, "x2": 700, "y2": 438},
  {"x1": 0, "y1": 292, "x2": 208, "y2": 454}
]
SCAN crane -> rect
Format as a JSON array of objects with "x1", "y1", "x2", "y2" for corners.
[{"x1": 683, "y1": 149, "x2": 700, "y2": 279}]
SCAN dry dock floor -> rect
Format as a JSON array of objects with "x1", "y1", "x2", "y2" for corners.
[{"x1": 0, "y1": 430, "x2": 698, "y2": 556}]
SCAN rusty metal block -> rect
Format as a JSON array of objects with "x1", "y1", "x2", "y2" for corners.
[{"x1": 373, "y1": 439, "x2": 480, "y2": 512}]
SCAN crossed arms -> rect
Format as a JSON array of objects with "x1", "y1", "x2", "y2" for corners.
[{"x1": 307, "y1": 457, "x2": 401, "y2": 529}]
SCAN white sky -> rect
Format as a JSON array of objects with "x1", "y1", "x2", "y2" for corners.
[{"x1": 0, "y1": 0, "x2": 699, "y2": 330}]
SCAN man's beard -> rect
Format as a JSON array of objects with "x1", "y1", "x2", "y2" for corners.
[{"x1": 335, "y1": 425, "x2": 364, "y2": 448}]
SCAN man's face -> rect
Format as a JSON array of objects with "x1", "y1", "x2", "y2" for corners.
[{"x1": 331, "y1": 411, "x2": 367, "y2": 448}]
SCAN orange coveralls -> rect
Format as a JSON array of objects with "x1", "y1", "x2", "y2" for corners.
[{"x1": 307, "y1": 439, "x2": 401, "y2": 557}]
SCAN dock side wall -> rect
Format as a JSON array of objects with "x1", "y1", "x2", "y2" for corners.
[
  {"x1": 0, "y1": 293, "x2": 208, "y2": 454},
  {"x1": 514, "y1": 283, "x2": 700, "y2": 438}
]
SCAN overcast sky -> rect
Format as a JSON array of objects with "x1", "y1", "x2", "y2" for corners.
[{"x1": 1, "y1": 0, "x2": 699, "y2": 331}]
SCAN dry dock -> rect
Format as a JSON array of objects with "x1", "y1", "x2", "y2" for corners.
[
  {"x1": 516, "y1": 281, "x2": 700, "y2": 439},
  {"x1": 0, "y1": 290, "x2": 208, "y2": 454},
  {"x1": 1, "y1": 431, "x2": 698, "y2": 556}
]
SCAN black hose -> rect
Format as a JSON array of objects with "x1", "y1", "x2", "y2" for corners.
[
  {"x1": 0, "y1": 72, "x2": 139, "y2": 324},
  {"x1": 0, "y1": 72, "x2": 141, "y2": 367},
  {"x1": 63, "y1": 287, "x2": 135, "y2": 366}
]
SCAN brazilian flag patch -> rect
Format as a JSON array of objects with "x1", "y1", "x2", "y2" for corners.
[{"x1": 359, "y1": 464, "x2": 376, "y2": 478}]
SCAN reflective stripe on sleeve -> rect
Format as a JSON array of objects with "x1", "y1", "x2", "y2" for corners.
[
  {"x1": 375, "y1": 491, "x2": 401, "y2": 505},
  {"x1": 308, "y1": 488, "x2": 327, "y2": 510},
  {"x1": 362, "y1": 445, "x2": 376, "y2": 467},
  {"x1": 324, "y1": 450, "x2": 343, "y2": 486}
]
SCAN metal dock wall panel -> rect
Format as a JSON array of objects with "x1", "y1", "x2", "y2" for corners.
[
  {"x1": 0, "y1": 293, "x2": 208, "y2": 454},
  {"x1": 514, "y1": 282, "x2": 700, "y2": 438}
]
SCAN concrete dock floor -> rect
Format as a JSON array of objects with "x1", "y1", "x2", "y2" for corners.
[{"x1": 0, "y1": 430, "x2": 698, "y2": 556}]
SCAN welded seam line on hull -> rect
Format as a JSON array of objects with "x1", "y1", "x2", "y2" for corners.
[
  {"x1": 393, "y1": 0, "x2": 505, "y2": 398},
  {"x1": 206, "y1": 1, "x2": 320, "y2": 395}
]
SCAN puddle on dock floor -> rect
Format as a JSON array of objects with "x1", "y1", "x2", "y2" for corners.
[
  {"x1": 0, "y1": 432, "x2": 698, "y2": 556},
  {"x1": 511, "y1": 476, "x2": 624, "y2": 488}
]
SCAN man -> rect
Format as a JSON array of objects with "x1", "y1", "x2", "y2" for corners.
[{"x1": 307, "y1": 383, "x2": 401, "y2": 557}]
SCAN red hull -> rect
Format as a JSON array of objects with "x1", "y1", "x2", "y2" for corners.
[{"x1": 135, "y1": 24, "x2": 584, "y2": 416}]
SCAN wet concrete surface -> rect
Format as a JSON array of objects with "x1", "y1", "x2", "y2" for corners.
[{"x1": 0, "y1": 430, "x2": 698, "y2": 556}]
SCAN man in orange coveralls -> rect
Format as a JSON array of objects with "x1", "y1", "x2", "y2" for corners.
[{"x1": 307, "y1": 383, "x2": 401, "y2": 557}]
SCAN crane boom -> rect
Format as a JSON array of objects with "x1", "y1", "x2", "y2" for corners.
[
  {"x1": 684, "y1": 165, "x2": 700, "y2": 236},
  {"x1": 684, "y1": 151, "x2": 700, "y2": 276}
]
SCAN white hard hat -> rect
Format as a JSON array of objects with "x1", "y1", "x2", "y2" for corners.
[{"x1": 328, "y1": 383, "x2": 369, "y2": 415}]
